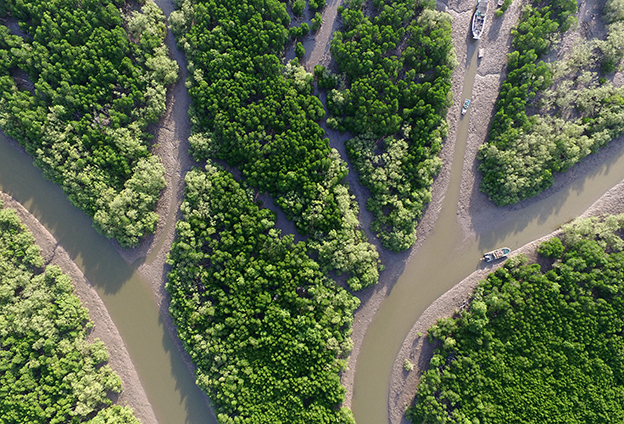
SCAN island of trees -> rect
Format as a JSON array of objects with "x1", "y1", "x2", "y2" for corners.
[
  {"x1": 328, "y1": 0, "x2": 456, "y2": 252},
  {"x1": 409, "y1": 214, "x2": 624, "y2": 423},
  {"x1": 0, "y1": 200, "x2": 140, "y2": 424},
  {"x1": 169, "y1": 0, "x2": 380, "y2": 291},
  {"x1": 166, "y1": 164, "x2": 359, "y2": 423},
  {"x1": 478, "y1": 0, "x2": 624, "y2": 206},
  {"x1": 0, "y1": 0, "x2": 178, "y2": 247}
]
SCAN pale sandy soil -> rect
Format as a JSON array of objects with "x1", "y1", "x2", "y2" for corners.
[{"x1": 0, "y1": 192, "x2": 158, "y2": 424}]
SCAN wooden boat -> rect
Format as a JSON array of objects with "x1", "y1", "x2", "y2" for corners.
[
  {"x1": 461, "y1": 99, "x2": 470, "y2": 115},
  {"x1": 472, "y1": 0, "x2": 488, "y2": 40},
  {"x1": 481, "y1": 247, "x2": 511, "y2": 262}
]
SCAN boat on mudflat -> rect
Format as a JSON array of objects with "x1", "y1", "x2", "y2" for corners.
[
  {"x1": 472, "y1": 0, "x2": 488, "y2": 39},
  {"x1": 481, "y1": 247, "x2": 511, "y2": 262},
  {"x1": 461, "y1": 99, "x2": 470, "y2": 115}
]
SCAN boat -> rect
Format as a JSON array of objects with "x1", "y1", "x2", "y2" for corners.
[
  {"x1": 461, "y1": 99, "x2": 470, "y2": 115},
  {"x1": 481, "y1": 247, "x2": 511, "y2": 262},
  {"x1": 472, "y1": 0, "x2": 488, "y2": 40}
]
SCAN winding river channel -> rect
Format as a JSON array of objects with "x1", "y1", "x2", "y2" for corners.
[
  {"x1": 0, "y1": 136, "x2": 216, "y2": 424},
  {"x1": 351, "y1": 39, "x2": 624, "y2": 424},
  {"x1": 3, "y1": 6, "x2": 624, "y2": 424}
]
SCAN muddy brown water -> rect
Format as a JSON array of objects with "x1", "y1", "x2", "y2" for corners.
[
  {"x1": 351, "y1": 40, "x2": 624, "y2": 423},
  {"x1": 0, "y1": 138, "x2": 216, "y2": 424}
]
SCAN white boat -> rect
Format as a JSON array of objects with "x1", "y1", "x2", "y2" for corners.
[
  {"x1": 472, "y1": 0, "x2": 488, "y2": 40},
  {"x1": 481, "y1": 247, "x2": 511, "y2": 262},
  {"x1": 461, "y1": 99, "x2": 470, "y2": 115}
]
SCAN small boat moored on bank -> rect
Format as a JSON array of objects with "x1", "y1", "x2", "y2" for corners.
[
  {"x1": 481, "y1": 247, "x2": 511, "y2": 262},
  {"x1": 472, "y1": 0, "x2": 488, "y2": 39},
  {"x1": 462, "y1": 99, "x2": 471, "y2": 115}
]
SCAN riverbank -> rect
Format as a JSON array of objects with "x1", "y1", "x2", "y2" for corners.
[
  {"x1": 387, "y1": 0, "x2": 624, "y2": 419},
  {"x1": 337, "y1": 0, "x2": 520, "y2": 408},
  {"x1": 110, "y1": 8, "x2": 217, "y2": 418},
  {"x1": 0, "y1": 191, "x2": 158, "y2": 424},
  {"x1": 389, "y1": 175, "x2": 624, "y2": 424}
]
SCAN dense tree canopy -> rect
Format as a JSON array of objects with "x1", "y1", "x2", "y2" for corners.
[
  {"x1": 0, "y1": 200, "x2": 140, "y2": 424},
  {"x1": 409, "y1": 214, "x2": 624, "y2": 423},
  {"x1": 166, "y1": 164, "x2": 359, "y2": 424},
  {"x1": 478, "y1": 0, "x2": 624, "y2": 205},
  {"x1": 170, "y1": 0, "x2": 380, "y2": 290},
  {"x1": 0, "y1": 0, "x2": 178, "y2": 247},
  {"x1": 328, "y1": 0, "x2": 456, "y2": 252}
]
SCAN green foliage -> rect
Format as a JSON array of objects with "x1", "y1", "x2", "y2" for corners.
[
  {"x1": 409, "y1": 215, "x2": 624, "y2": 423},
  {"x1": 311, "y1": 11, "x2": 323, "y2": 31},
  {"x1": 478, "y1": 0, "x2": 624, "y2": 206},
  {"x1": 87, "y1": 406, "x2": 142, "y2": 424},
  {"x1": 605, "y1": 0, "x2": 624, "y2": 23},
  {"x1": 596, "y1": 18, "x2": 624, "y2": 72},
  {"x1": 0, "y1": 205, "x2": 139, "y2": 424},
  {"x1": 0, "y1": 0, "x2": 177, "y2": 247},
  {"x1": 404, "y1": 359, "x2": 414, "y2": 371},
  {"x1": 345, "y1": 132, "x2": 442, "y2": 252},
  {"x1": 537, "y1": 236, "x2": 565, "y2": 258},
  {"x1": 172, "y1": 0, "x2": 380, "y2": 289},
  {"x1": 295, "y1": 41, "x2": 305, "y2": 58},
  {"x1": 289, "y1": 23, "x2": 309, "y2": 39},
  {"x1": 309, "y1": 0, "x2": 326, "y2": 11},
  {"x1": 329, "y1": 0, "x2": 456, "y2": 251},
  {"x1": 561, "y1": 214, "x2": 624, "y2": 251},
  {"x1": 166, "y1": 164, "x2": 359, "y2": 424},
  {"x1": 314, "y1": 65, "x2": 337, "y2": 89},
  {"x1": 495, "y1": 0, "x2": 512, "y2": 18},
  {"x1": 293, "y1": 0, "x2": 306, "y2": 16}
]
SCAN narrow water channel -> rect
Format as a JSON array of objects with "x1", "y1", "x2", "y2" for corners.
[
  {"x1": 0, "y1": 138, "x2": 216, "y2": 424},
  {"x1": 351, "y1": 36, "x2": 624, "y2": 423}
]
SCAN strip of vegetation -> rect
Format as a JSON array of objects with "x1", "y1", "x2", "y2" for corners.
[
  {"x1": 495, "y1": 0, "x2": 513, "y2": 18},
  {"x1": 477, "y1": 0, "x2": 624, "y2": 206},
  {"x1": 328, "y1": 0, "x2": 456, "y2": 252},
  {"x1": 166, "y1": 164, "x2": 359, "y2": 423},
  {"x1": 0, "y1": 200, "x2": 140, "y2": 424},
  {"x1": 0, "y1": 0, "x2": 178, "y2": 247},
  {"x1": 169, "y1": 0, "x2": 379, "y2": 290},
  {"x1": 409, "y1": 214, "x2": 624, "y2": 423}
]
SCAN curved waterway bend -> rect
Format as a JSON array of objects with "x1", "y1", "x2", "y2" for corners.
[
  {"x1": 351, "y1": 40, "x2": 624, "y2": 423},
  {"x1": 0, "y1": 137, "x2": 216, "y2": 424}
]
